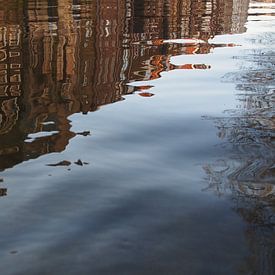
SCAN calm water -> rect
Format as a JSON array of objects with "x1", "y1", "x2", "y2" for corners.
[{"x1": 0, "y1": 0, "x2": 274, "y2": 274}]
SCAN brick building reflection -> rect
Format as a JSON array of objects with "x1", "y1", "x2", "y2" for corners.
[{"x1": 0, "y1": 0, "x2": 249, "y2": 171}]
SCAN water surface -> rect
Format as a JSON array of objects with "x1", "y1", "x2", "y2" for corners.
[{"x1": 0, "y1": 0, "x2": 274, "y2": 274}]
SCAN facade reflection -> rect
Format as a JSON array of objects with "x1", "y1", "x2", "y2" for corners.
[{"x1": 0, "y1": 0, "x2": 249, "y2": 171}]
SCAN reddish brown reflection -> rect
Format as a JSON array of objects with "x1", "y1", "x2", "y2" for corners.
[
  {"x1": 0, "y1": 0, "x2": 249, "y2": 172},
  {"x1": 138, "y1": 92, "x2": 155, "y2": 98}
]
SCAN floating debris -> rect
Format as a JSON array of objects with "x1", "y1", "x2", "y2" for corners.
[
  {"x1": 74, "y1": 159, "x2": 89, "y2": 166},
  {"x1": 47, "y1": 160, "x2": 71, "y2": 167},
  {"x1": 77, "y1": 131, "x2": 91, "y2": 136},
  {"x1": 74, "y1": 159, "x2": 83, "y2": 166}
]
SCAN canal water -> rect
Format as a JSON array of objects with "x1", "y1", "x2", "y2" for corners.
[{"x1": 0, "y1": 1, "x2": 274, "y2": 274}]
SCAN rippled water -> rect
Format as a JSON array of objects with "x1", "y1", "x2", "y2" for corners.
[{"x1": 0, "y1": 1, "x2": 274, "y2": 274}]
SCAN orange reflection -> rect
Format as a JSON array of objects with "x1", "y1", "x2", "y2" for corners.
[
  {"x1": 0, "y1": 0, "x2": 250, "y2": 172},
  {"x1": 138, "y1": 92, "x2": 155, "y2": 97}
]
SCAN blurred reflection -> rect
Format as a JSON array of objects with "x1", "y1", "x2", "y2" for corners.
[
  {"x1": 204, "y1": 17, "x2": 275, "y2": 274},
  {"x1": 0, "y1": 0, "x2": 249, "y2": 172},
  {"x1": 0, "y1": 187, "x2": 7, "y2": 196}
]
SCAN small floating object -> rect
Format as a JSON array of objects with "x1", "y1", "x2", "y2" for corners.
[
  {"x1": 47, "y1": 160, "x2": 71, "y2": 167},
  {"x1": 77, "y1": 131, "x2": 91, "y2": 136},
  {"x1": 74, "y1": 159, "x2": 83, "y2": 166},
  {"x1": 74, "y1": 159, "x2": 89, "y2": 166},
  {"x1": 138, "y1": 92, "x2": 155, "y2": 97}
]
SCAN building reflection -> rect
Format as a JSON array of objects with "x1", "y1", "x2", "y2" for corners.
[{"x1": 0, "y1": 0, "x2": 249, "y2": 171}]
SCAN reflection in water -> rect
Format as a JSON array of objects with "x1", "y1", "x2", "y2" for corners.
[
  {"x1": 0, "y1": 0, "x2": 249, "y2": 172},
  {"x1": 204, "y1": 4, "x2": 275, "y2": 273},
  {"x1": 0, "y1": 187, "x2": 7, "y2": 196},
  {"x1": 2, "y1": 1, "x2": 274, "y2": 274}
]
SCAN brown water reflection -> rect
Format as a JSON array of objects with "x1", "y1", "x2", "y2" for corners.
[
  {"x1": 0, "y1": 0, "x2": 249, "y2": 172},
  {"x1": 0, "y1": 1, "x2": 275, "y2": 275}
]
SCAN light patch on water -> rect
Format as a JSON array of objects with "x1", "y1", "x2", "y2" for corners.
[{"x1": 25, "y1": 131, "x2": 59, "y2": 142}]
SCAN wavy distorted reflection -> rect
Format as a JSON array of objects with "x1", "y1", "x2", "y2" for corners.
[
  {"x1": 204, "y1": 5, "x2": 275, "y2": 273},
  {"x1": 0, "y1": 0, "x2": 250, "y2": 172},
  {"x1": 0, "y1": 1, "x2": 274, "y2": 274}
]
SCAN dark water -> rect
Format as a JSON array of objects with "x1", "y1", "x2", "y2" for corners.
[{"x1": 0, "y1": 0, "x2": 274, "y2": 274}]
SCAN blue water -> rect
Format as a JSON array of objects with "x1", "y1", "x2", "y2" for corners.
[{"x1": 0, "y1": 1, "x2": 274, "y2": 274}]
